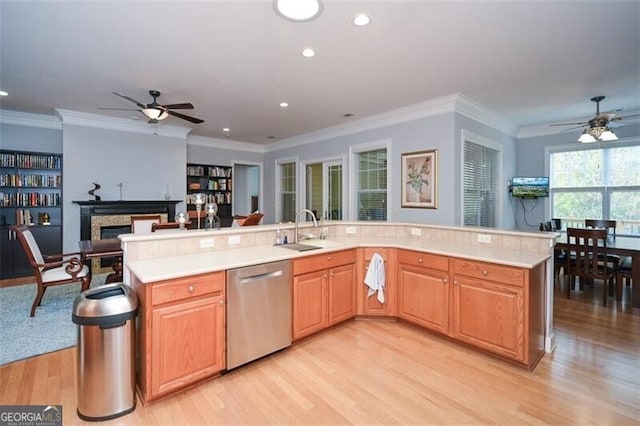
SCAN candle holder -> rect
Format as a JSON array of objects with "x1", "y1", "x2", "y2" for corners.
[
  {"x1": 205, "y1": 202, "x2": 219, "y2": 230},
  {"x1": 176, "y1": 212, "x2": 188, "y2": 230},
  {"x1": 192, "y1": 193, "x2": 206, "y2": 229}
]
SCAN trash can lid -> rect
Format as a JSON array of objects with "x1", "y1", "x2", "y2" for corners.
[{"x1": 72, "y1": 282, "x2": 138, "y2": 319}]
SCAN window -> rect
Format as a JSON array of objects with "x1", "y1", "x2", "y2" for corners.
[
  {"x1": 355, "y1": 148, "x2": 387, "y2": 221},
  {"x1": 279, "y1": 162, "x2": 296, "y2": 222},
  {"x1": 550, "y1": 143, "x2": 640, "y2": 235},
  {"x1": 462, "y1": 137, "x2": 501, "y2": 227}
]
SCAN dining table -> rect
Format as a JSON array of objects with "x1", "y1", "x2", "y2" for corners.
[
  {"x1": 555, "y1": 233, "x2": 640, "y2": 308},
  {"x1": 79, "y1": 238, "x2": 123, "y2": 284}
]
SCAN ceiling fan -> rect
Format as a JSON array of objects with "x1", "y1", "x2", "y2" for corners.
[
  {"x1": 101, "y1": 90, "x2": 205, "y2": 124},
  {"x1": 550, "y1": 96, "x2": 639, "y2": 143}
]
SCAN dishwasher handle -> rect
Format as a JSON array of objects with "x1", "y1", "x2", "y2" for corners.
[{"x1": 239, "y1": 270, "x2": 284, "y2": 284}]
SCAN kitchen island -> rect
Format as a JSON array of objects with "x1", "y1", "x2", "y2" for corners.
[{"x1": 121, "y1": 222, "x2": 554, "y2": 404}]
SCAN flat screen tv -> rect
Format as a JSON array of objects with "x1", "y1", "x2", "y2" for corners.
[{"x1": 511, "y1": 177, "x2": 549, "y2": 198}]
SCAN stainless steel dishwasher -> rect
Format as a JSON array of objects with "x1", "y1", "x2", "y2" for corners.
[{"x1": 226, "y1": 260, "x2": 292, "y2": 370}]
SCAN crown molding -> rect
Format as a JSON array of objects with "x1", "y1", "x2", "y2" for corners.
[
  {"x1": 0, "y1": 109, "x2": 62, "y2": 130},
  {"x1": 265, "y1": 93, "x2": 459, "y2": 152},
  {"x1": 265, "y1": 93, "x2": 518, "y2": 152},
  {"x1": 54, "y1": 109, "x2": 192, "y2": 139},
  {"x1": 188, "y1": 135, "x2": 265, "y2": 153},
  {"x1": 454, "y1": 94, "x2": 518, "y2": 137}
]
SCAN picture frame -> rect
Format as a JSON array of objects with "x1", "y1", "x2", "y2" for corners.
[{"x1": 401, "y1": 149, "x2": 438, "y2": 209}]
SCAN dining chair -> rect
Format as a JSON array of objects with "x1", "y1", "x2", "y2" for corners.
[
  {"x1": 566, "y1": 227, "x2": 620, "y2": 306},
  {"x1": 12, "y1": 225, "x2": 92, "y2": 317},
  {"x1": 616, "y1": 257, "x2": 633, "y2": 299},
  {"x1": 585, "y1": 219, "x2": 617, "y2": 239},
  {"x1": 130, "y1": 215, "x2": 162, "y2": 234}
]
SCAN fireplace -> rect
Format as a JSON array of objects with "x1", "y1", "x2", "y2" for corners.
[{"x1": 73, "y1": 200, "x2": 180, "y2": 272}]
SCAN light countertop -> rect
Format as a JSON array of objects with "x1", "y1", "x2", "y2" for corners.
[{"x1": 126, "y1": 236, "x2": 550, "y2": 283}]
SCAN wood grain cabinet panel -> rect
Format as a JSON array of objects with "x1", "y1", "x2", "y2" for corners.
[
  {"x1": 292, "y1": 250, "x2": 356, "y2": 340},
  {"x1": 397, "y1": 250, "x2": 449, "y2": 334},
  {"x1": 133, "y1": 271, "x2": 226, "y2": 404},
  {"x1": 358, "y1": 248, "x2": 395, "y2": 316}
]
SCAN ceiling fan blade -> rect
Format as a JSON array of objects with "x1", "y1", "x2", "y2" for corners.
[
  {"x1": 162, "y1": 103, "x2": 194, "y2": 110},
  {"x1": 611, "y1": 113, "x2": 640, "y2": 121},
  {"x1": 549, "y1": 121, "x2": 588, "y2": 127},
  {"x1": 98, "y1": 107, "x2": 138, "y2": 111},
  {"x1": 167, "y1": 110, "x2": 205, "y2": 124},
  {"x1": 112, "y1": 92, "x2": 146, "y2": 109},
  {"x1": 558, "y1": 125, "x2": 586, "y2": 133}
]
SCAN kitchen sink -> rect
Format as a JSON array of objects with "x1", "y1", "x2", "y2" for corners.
[{"x1": 278, "y1": 243, "x2": 322, "y2": 252}]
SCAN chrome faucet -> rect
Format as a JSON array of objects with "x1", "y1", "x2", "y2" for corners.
[{"x1": 294, "y1": 209, "x2": 318, "y2": 243}]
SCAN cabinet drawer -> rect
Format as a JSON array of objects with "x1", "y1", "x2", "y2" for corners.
[
  {"x1": 397, "y1": 250, "x2": 448, "y2": 272},
  {"x1": 151, "y1": 272, "x2": 225, "y2": 306},
  {"x1": 453, "y1": 259, "x2": 524, "y2": 287},
  {"x1": 363, "y1": 247, "x2": 389, "y2": 261},
  {"x1": 293, "y1": 249, "x2": 355, "y2": 276}
]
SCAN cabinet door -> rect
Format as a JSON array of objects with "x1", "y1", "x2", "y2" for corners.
[
  {"x1": 397, "y1": 263, "x2": 449, "y2": 334},
  {"x1": 452, "y1": 276, "x2": 524, "y2": 362},
  {"x1": 151, "y1": 295, "x2": 225, "y2": 398},
  {"x1": 292, "y1": 270, "x2": 327, "y2": 340},
  {"x1": 328, "y1": 263, "x2": 356, "y2": 326}
]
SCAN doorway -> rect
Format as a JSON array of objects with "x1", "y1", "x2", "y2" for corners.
[
  {"x1": 304, "y1": 160, "x2": 343, "y2": 221},
  {"x1": 232, "y1": 162, "x2": 262, "y2": 217}
]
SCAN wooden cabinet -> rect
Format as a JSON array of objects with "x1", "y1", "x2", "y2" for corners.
[
  {"x1": 397, "y1": 250, "x2": 450, "y2": 335},
  {"x1": 186, "y1": 163, "x2": 232, "y2": 227},
  {"x1": 451, "y1": 258, "x2": 545, "y2": 369},
  {"x1": 133, "y1": 272, "x2": 226, "y2": 404},
  {"x1": 292, "y1": 249, "x2": 356, "y2": 340},
  {"x1": 357, "y1": 248, "x2": 395, "y2": 316},
  {"x1": 1, "y1": 150, "x2": 63, "y2": 279}
]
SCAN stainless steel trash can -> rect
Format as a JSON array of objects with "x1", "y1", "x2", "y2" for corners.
[{"x1": 72, "y1": 283, "x2": 138, "y2": 421}]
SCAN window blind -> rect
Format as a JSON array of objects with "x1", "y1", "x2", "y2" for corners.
[{"x1": 463, "y1": 141, "x2": 500, "y2": 227}]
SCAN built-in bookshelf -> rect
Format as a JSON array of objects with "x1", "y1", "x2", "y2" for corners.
[
  {"x1": 1, "y1": 150, "x2": 63, "y2": 278},
  {"x1": 186, "y1": 163, "x2": 232, "y2": 226}
]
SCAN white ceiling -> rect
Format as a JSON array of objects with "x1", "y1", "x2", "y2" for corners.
[{"x1": 1, "y1": 1, "x2": 639, "y2": 144}]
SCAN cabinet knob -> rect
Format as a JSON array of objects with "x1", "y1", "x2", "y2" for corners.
[
  {"x1": 443, "y1": 278, "x2": 448, "y2": 284},
  {"x1": 330, "y1": 272, "x2": 334, "y2": 277},
  {"x1": 323, "y1": 274, "x2": 327, "y2": 279},
  {"x1": 418, "y1": 258, "x2": 423, "y2": 263},
  {"x1": 188, "y1": 285, "x2": 195, "y2": 293},
  {"x1": 454, "y1": 280, "x2": 458, "y2": 286},
  {"x1": 365, "y1": 266, "x2": 369, "y2": 271},
  {"x1": 219, "y1": 300, "x2": 224, "y2": 306},
  {"x1": 482, "y1": 270, "x2": 489, "y2": 276},
  {"x1": 327, "y1": 256, "x2": 332, "y2": 261}
]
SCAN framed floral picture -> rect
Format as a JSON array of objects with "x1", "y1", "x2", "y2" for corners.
[{"x1": 401, "y1": 149, "x2": 438, "y2": 209}]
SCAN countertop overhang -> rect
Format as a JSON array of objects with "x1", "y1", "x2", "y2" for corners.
[{"x1": 126, "y1": 236, "x2": 551, "y2": 283}]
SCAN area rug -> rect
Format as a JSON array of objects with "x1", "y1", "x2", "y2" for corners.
[{"x1": 0, "y1": 274, "x2": 108, "y2": 365}]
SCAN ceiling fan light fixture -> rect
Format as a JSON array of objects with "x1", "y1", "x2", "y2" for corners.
[
  {"x1": 142, "y1": 107, "x2": 169, "y2": 121},
  {"x1": 274, "y1": 0, "x2": 322, "y2": 22},
  {"x1": 598, "y1": 127, "x2": 618, "y2": 141},
  {"x1": 578, "y1": 130, "x2": 597, "y2": 143}
]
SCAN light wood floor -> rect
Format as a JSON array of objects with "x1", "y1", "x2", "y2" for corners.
[{"x1": 1, "y1": 286, "x2": 638, "y2": 425}]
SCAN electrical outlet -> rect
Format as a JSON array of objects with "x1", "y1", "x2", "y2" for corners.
[
  {"x1": 199, "y1": 238, "x2": 215, "y2": 248},
  {"x1": 346, "y1": 226, "x2": 357, "y2": 234},
  {"x1": 411, "y1": 227, "x2": 422, "y2": 236},
  {"x1": 228, "y1": 235, "x2": 241, "y2": 245},
  {"x1": 477, "y1": 234, "x2": 492, "y2": 244}
]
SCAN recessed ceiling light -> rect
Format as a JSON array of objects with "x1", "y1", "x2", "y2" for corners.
[
  {"x1": 222, "y1": 128, "x2": 231, "y2": 133},
  {"x1": 301, "y1": 48, "x2": 316, "y2": 58},
  {"x1": 342, "y1": 112, "x2": 355, "y2": 118},
  {"x1": 0, "y1": 90, "x2": 8, "y2": 96},
  {"x1": 353, "y1": 14, "x2": 371, "y2": 27},
  {"x1": 274, "y1": 0, "x2": 322, "y2": 22},
  {"x1": 280, "y1": 102, "x2": 289, "y2": 108}
]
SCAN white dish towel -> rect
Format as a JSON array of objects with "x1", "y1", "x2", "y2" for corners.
[{"x1": 364, "y1": 253, "x2": 385, "y2": 303}]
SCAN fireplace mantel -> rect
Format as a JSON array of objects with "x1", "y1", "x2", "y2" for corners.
[{"x1": 73, "y1": 200, "x2": 181, "y2": 240}]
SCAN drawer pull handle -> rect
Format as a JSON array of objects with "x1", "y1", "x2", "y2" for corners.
[
  {"x1": 418, "y1": 258, "x2": 423, "y2": 263},
  {"x1": 188, "y1": 285, "x2": 195, "y2": 293},
  {"x1": 482, "y1": 270, "x2": 489, "y2": 276}
]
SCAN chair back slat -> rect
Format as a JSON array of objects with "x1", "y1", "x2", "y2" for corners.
[{"x1": 567, "y1": 227, "x2": 616, "y2": 280}]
